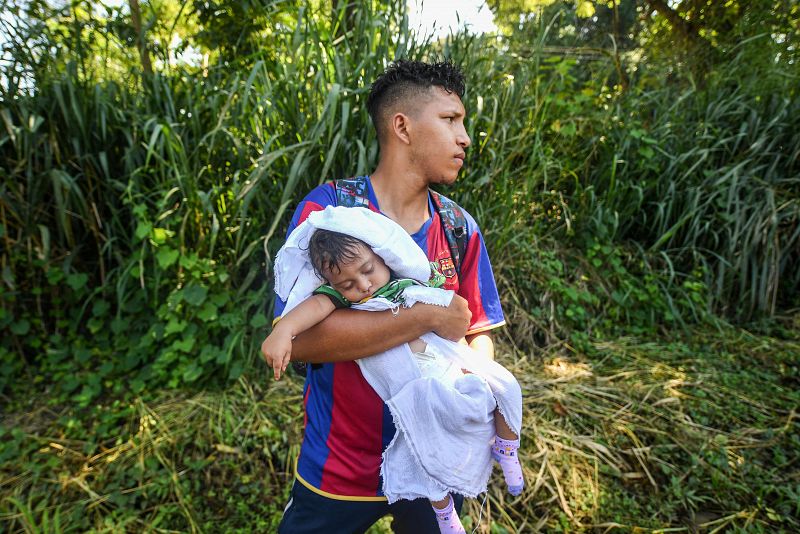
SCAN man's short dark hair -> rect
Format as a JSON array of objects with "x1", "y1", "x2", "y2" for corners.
[
  {"x1": 367, "y1": 59, "x2": 466, "y2": 142},
  {"x1": 308, "y1": 229, "x2": 369, "y2": 279}
]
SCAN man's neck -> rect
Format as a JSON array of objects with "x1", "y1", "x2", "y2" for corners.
[{"x1": 370, "y1": 159, "x2": 431, "y2": 234}]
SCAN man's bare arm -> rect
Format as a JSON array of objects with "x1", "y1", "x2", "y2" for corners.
[
  {"x1": 289, "y1": 295, "x2": 472, "y2": 363},
  {"x1": 465, "y1": 332, "x2": 495, "y2": 360}
]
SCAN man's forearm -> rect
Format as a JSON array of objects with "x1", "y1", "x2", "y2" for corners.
[
  {"x1": 289, "y1": 306, "x2": 436, "y2": 363},
  {"x1": 466, "y1": 332, "x2": 495, "y2": 360}
]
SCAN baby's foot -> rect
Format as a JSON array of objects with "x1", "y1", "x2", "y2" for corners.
[
  {"x1": 432, "y1": 495, "x2": 466, "y2": 534},
  {"x1": 491, "y1": 436, "x2": 524, "y2": 496}
]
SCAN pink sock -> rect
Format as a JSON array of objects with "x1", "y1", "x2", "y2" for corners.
[
  {"x1": 432, "y1": 495, "x2": 466, "y2": 533},
  {"x1": 492, "y1": 436, "x2": 524, "y2": 496}
]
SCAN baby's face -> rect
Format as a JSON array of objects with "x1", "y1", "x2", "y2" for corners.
[{"x1": 322, "y1": 244, "x2": 391, "y2": 303}]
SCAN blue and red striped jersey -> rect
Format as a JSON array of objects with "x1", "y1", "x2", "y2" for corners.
[{"x1": 274, "y1": 176, "x2": 505, "y2": 499}]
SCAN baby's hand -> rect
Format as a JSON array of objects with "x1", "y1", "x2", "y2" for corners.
[{"x1": 261, "y1": 333, "x2": 292, "y2": 380}]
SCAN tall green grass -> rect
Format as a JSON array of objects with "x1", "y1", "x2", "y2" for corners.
[
  {"x1": 1, "y1": 1, "x2": 421, "y2": 391},
  {"x1": 592, "y1": 58, "x2": 800, "y2": 319},
  {"x1": 1, "y1": 0, "x2": 798, "y2": 388}
]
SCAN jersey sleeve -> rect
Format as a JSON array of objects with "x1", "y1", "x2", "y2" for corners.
[
  {"x1": 272, "y1": 183, "x2": 337, "y2": 322},
  {"x1": 457, "y1": 209, "x2": 506, "y2": 335},
  {"x1": 313, "y1": 285, "x2": 351, "y2": 309}
]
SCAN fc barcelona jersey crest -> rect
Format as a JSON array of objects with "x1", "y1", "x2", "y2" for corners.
[{"x1": 438, "y1": 257, "x2": 456, "y2": 279}]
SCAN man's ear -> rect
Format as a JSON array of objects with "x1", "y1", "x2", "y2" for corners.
[{"x1": 390, "y1": 112, "x2": 412, "y2": 145}]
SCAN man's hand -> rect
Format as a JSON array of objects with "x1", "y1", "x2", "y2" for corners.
[
  {"x1": 430, "y1": 294, "x2": 472, "y2": 341},
  {"x1": 261, "y1": 332, "x2": 292, "y2": 380}
]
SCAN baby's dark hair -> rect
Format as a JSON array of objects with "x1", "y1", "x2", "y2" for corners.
[
  {"x1": 308, "y1": 229, "x2": 370, "y2": 279},
  {"x1": 366, "y1": 59, "x2": 466, "y2": 141}
]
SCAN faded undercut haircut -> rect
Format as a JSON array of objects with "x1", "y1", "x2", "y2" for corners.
[
  {"x1": 366, "y1": 59, "x2": 466, "y2": 142},
  {"x1": 308, "y1": 229, "x2": 370, "y2": 279}
]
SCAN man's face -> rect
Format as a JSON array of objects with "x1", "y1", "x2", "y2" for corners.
[{"x1": 408, "y1": 87, "x2": 471, "y2": 186}]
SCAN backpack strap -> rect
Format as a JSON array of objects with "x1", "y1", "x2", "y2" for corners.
[
  {"x1": 430, "y1": 190, "x2": 468, "y2": 278},
  {"x1": 334, "y1": 177, "x2": 370, "y2": 208}
]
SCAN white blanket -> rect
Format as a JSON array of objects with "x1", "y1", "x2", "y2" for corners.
[
  {"x1": 354, "y1": 299, "x2": 522, "y2": 502},
  {"x1": 274, "y1": 206, "x2": 523, "y2": 502},
  {"x1": 274, "y1": 206, "x2": 431, "y2": 315}
]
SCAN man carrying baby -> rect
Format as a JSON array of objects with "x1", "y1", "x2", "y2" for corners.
[{"x1": 263, "y1": 59, "x2": 508, "y2": 533}]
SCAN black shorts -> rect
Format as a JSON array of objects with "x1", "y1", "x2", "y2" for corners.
[{"x1": 278, "y1": 479, "x2": 464, "y2": 534}]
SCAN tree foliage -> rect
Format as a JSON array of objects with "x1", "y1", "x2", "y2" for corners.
[
  {"x1": 1, "y1": 1, "x2": 799, "y2": 531},
  {"x1": 488, "y1": 0, "x2": 800, "y2": 71},
  {"x1": 1, "y1": 0, "x2": 798, "y2": 387}
]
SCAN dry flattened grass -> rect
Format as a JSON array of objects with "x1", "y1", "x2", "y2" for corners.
[
  {"x1": 2, "y1": 328, "x2": 798, "y2": 532},
  {"x1": 464, "y1": 329, "x2": 800, "y2": 533},
  {"x1": 1, "y1": 378, "x2": 304, "y2": 532}
]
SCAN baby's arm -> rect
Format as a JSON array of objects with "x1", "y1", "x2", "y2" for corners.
[{"x1": 261, "y1": 294, "x2": 336, "y2": 379}]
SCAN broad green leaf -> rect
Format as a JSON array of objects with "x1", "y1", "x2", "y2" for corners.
[
  {"x1": 210, "y1": 292, "x2": 230, "y2": 307},
  {"x1": 156, "y1": 247, "x2": 179, "y2": 268},
  {"x1": 182, "y1": 363, "x2": 203, "y2": 382},
  {"x1": 179, "y1": 253, "x2": 198, "y2": 270},
  {"x1": 165, "y1": 318, "x2": 187, "y2": 335},
  {"x1": 249, "y1": 313, "x2": 269, "y2": 329},
  {"x1": 173, "y1": 337, "x2": 195, "y2": 353},
  {"x1": 152, "y1": 227, "x2": 174, "y2": 244},
  {"x1": 197, "y1": 302, "x2": 218, "y2": 321},
  {"x1": 182, "y1": 283, "x2": 208, "y2": 306},
  {"x1": 87, "y1": 317, "x2": 104, "y2": 334},
  {"x1": 228, "y1": 361, "x2": 243, "y2": 380},
  {"x1": 46, "y1": 268, "x2": 64, "y2": 285},
  {"x1": 92, "y1": 300, "x2": 110, "y2": 317},
  {"x1": 135, "y1": 222, "x2": 152, "y2": 240},
  {"x1": 200, "y1": 344, "x2": 220, "y2": 363},
  {"x1": 66, "y1": 273, "x2": 88, "y2": 290},
  {"x1": 638, "y1": 146, "x2": 655, "y2": 159},
  {"x1": 74, "y1": 348, "x2": 91, "y2": 364},
  {"x1": 10, "y1": 319, "x2": 30, "y2": 336}
]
